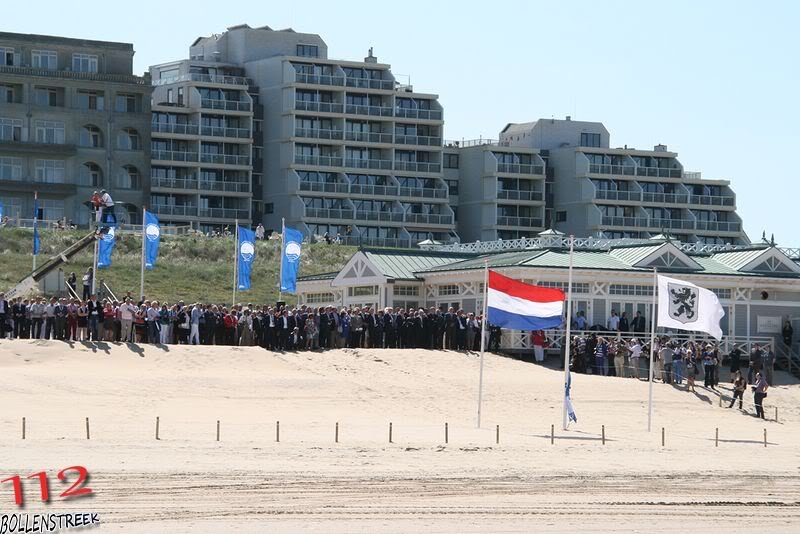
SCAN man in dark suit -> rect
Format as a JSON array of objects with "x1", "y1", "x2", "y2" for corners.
[
  {"x1": 632, "y1": 311, "x2": 646, "y2": 334},
  {"x1": 318, "y1": 307, "x2": 330, "y2": 349},
  {"x1": 444, "y1": 307, "x2": 457, "y2": 350},
  {"x1": 12, "y1": 298, "x2": 27, "y2": 339},
  {"x1": 0, "y1": 293, "x2": 9, "y2": 339},
  {"x1": 383, "y1": 308, "x2": 395, "y2": 348},
  {"x1": 456, "y1": 310, "x2": 468, "y2": 351},
  {"x1": 87, "y1": 294, "x2": 104, "y2": 341},
  {"x1": 278, "y1": 310, "x2": 293, "y2": 351},
  {"x1": 54, "y1": 298, "x2": 68, "y2": 341}
]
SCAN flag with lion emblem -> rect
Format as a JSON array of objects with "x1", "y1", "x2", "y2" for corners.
[{"x1": 657, "y1": 275, "x2": 725, "y2": 340}]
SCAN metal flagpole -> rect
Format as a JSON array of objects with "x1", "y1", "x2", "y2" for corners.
[
  {"x1": 139, "y1": 207, "x2": 146, "y2": 300},
  {"x1": 91, "y1": 235, "x2": 98, "y2": 296},
  {"x1": 32, "y1": 191, "x2": 37, "y2": 272},
  {"x1": 476, "y1": 259, "x2": 489, "y2": 428},
  {"x1": 232, "y1": 220, "x2": 238, "y2": 306},
  {"x1": 562, "y1": 235, "x2": 575, "y2": 430},
  {"x1": 647, "y1": 267, "x2": 658, "y2": 432},
  {"x1": 278, "y1": 217, "x2": 285, "y2": 302}
]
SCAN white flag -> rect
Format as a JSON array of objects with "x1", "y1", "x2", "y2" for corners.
[{"x1": 657, "y1": 274, "x2": 725, "y2": 340}]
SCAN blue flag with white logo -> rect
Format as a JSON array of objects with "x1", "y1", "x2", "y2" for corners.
[
  {"x1": 32, "y1": 195, "x2": 40, "y2": 256},
  {"x1": 144, "y1": 211, "x2": 160, "y2": 270},
  {"x1": 97, "y1": 226, "x2": 116, "y2": 269},
  {"x1": 237, "y1": 226, "x2": 256, "y2": 291},
  {"x1": 280, "y1": 226, "x2": 303, "y2": 294}
]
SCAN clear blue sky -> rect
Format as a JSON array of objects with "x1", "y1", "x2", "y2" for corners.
[{"x1": 7, "y1": 0, "x2": 797, "y2": 244}]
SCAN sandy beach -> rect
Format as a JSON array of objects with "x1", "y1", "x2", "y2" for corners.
[{"x1": 0, "y1": 340, "x2": 798, "y2": 532}]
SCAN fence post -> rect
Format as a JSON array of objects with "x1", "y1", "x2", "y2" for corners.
[
  {"x1": 276, "y1": 421, "x2": 280, "y2": 443},
  {"x1": 496, "y1": 424, "x2": 500, "y2": 445},
  {"x1": 335, "y1": 422, "x2": 339, "y2": 443},
  {"x1": 445, "y1": 422, "x2": 448, "y2": 444},
  {"x1": 22, "y1": 417, "x2": 26, "y2": 440},
  {"x1": 661, "y1": 427, "x2": 665, "y2": 447},
  {"x1": 155, "y1": 416, "x2": 160, "y2": 440},
  {"x1": 551, "y1": 424, "x2": 554, "y2": 445},
  {"x1": 389, "y1": 422, "x2": 393, "y2": 444},
  {"x1": 216, "y1": 420, "x2": 220, "y2": 442},
  {"x1": 85, "y1": 417, "x2": 90, "y2": 440},
  {"x1": 715, "y1": 427, "x2": 719, "y2": 447},
  {"x1": 763, "y1": 428, "x2": 767, "y2": 448},
  {"x1": 601, "y1": 425, "x2": 605, "y2": 445}
]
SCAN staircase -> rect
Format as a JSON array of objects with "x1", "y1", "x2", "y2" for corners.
[{"x1": 775, "y1": 342, "x2": 800, "y2": 379}]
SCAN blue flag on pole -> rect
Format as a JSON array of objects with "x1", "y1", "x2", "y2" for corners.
[
  {"x1": 144, "y1": 211, "x2": 160, "y2": 270},
  {"x1": 565, "y1": 368, "x2": 578, "y2": 424},
  {"x1": 33, "y1": 194, "x2": 40, "y2": 256},
  {"x1": 97, "y1": 226, "x2": 116, "y2": 269},
  {"x1": 280, "y1": 226, "x2": 303, "y2": 294},
  {"x1": 237, "y1": 226, "x2": 256, "y2": 291}
]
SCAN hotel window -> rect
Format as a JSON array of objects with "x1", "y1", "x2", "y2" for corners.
[
  {"x1": 79, "y1": 163, "x2": 103, "y2": 187},
  {"x1": 348, "y1": 286, "x2": 378, "y2": 297},
  {"x1": 34, "y1": 159, "x2": 66, "y2": 183},
  {"x1": 0, "y1": 118, "x2": 22, "y2": 141},
  {"x1": 0, "y1": 84, "x2": 14, "y2": 103},
  {"x1": 556, "y1": 210, "x2": 567, "y2": 222},
  {"x1": 79, "y1": 125, "x2": 103, "y2": 148},
  {"x1": 37, "y1": 199, "x2": 65, "y2": 222},
  {"x1": 34, "y1": 120, "x2": 65, "y2": 144},
  {"x1": 117, "y1": 128, "x2": 141, "y2": 150},
  {"x1": 32, "y1": 50, "x2": 57, "y2": 70},
  {"x1": 443, "y1": 153, "x2": 459, "y2": 169},
  {"x1": 34, "y1": 87, "x2": 59, "y2": 107},
  {"x1": 118, "y1": 165, "x2": 140, "y2": 189},
  {"x1": 115, "y1": 93, "x2": 138, "y2": 113},
  {"x1": 77, "y1": 90, "x2": 104, "y2": 110},
  {"x1": 296, "y1": 44, "x2": 319, "y2": 57},
  {"x1": 438, "y1": 284, "x2": 459, "y2": 296},
  {"x1": 0, "y1": 157, "x2": 22, "y2": 180},
  {"x1": 306, "y1": 293, "x2": 334, "y2": 304},
  {"x1": 72, "y1": 53, "x2": 98, "y2": 73},
  {"x1": 580, "y1": 132, "x2": 601, "y2": 148},
  {"x1": 0, "y1": 47, "x2": 17, "y2": 66}
]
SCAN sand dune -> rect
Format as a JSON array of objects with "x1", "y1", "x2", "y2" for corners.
[{"x1": 1, "y1": 341, "x2": 798, "y2": 532}]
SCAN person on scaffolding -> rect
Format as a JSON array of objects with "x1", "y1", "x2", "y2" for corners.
[{"x1": 91, "y1": 189, "x2": 116, "y2": 233}]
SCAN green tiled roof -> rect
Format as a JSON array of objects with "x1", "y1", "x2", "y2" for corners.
[
  {"x1": 609, "y1": 244, "x2": 664, "y2": 265},
  {"x1": 297, "y1": 271, "x2": 338, "y2": 282},
  {"x1": 362, "y1": 248, "x2": 474, "y2": 280},
  {"x1": 710, "y1": 248, "x2": 768, "y2": 270}
]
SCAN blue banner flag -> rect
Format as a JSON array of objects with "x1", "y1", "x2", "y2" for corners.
[
  {"x1": 237, "y1": 226, "x2": 256, "y2": 291},
  {"x1": 280, "y1": 226, "x2": 303, "y2": 294},
  {"x1": 0, "y1": 200, "x2": 3, "y2": 220},
  {"x1": 97, "y1": 226, "x2": 116, "y2": 269},
  {"x1": 32, "y1": 196, "x2": 40, "y2": 256},
  {"x1": 144, "y1": 211, "x2": 160, "y2": 270}
]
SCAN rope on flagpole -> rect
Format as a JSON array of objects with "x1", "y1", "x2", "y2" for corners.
[
  {"x1": 647, "y1": 267, "x2": 658, "y2": 432},
  {"x1": 476, "y1": 259, "x2": 489, "y2": 428},
  {"x1": 563, "y1": 235, "x2": 575, "y2": 430},
  {"x1": 232, "y1": 220, "x2": 238, "y2": 306}
]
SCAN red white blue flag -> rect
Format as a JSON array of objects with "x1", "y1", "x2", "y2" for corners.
[{"x1": 487, "y1": 270, "x2": 565, "y2": 330}]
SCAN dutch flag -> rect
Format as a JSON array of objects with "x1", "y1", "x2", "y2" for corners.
[{"x1": 487, "y1": 271, "x2": 565, "y2": 331}]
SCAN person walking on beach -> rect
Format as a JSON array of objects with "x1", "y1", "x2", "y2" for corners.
[
  {"x1": 685, "y1": 352, "x2": 698, "y2": 393},
  {"x1": 752, "y1": 372, "x2": 769, "y2": 419},
  {"x1": 728, "y1": 371, "x2": 747, "y2": 409}
]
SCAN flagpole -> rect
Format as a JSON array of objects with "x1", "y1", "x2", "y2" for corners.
[
  {"x1": 91, "y1": 234, "x2": 98, "y2": 296},
  {"x1": 139, "y1": 207, "x2": 146, "y2": 300},
  {"x1": 476, "y1": 259, "x2": 488, "y2": 428},
  {"x1": 563, "y1": 235, "x2": 575, "y2": 430},
  {"x1": 279, "y1": 217, "x2": 285, "y2": 302},
  {"x1": 32, "y1": 191, "x2": 38, "y2": 272},
  {"x1": 232, "y1": 220, "x2": 238, "y2": 306},
  {"x1": 647, "y1": 267, "x2": 658, "y2": 432}
]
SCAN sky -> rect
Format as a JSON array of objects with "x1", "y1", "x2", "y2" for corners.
[{"x1": 5, "y1": 0, "x2": 797, "y2": 245}]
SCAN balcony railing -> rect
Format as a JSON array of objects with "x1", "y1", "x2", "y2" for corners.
[
  {"x1": 689, "y1": 194, "x2": 736, "y2": 207},
  {"x1": 496, "y1": 216, "x2": 544, "y2": 228},
  {"x1": 151, "y1": 122, "x2": 200, "y2": 135},
  {"x1": 294, "y1": 154, "x2": 344, "y2": 167},
  {"x1": 601, "y1": 216, "x2": 649, "y2": 227},
  {"x1": 404, "y1": 213, "x2": 453, "y2": 225},
  {"x1": 394, "y1": 161, "x2": 441, "y2": 173},
  {"x1": 294, "y1": 72, "x2": 345, "y2": 86},
  {"x1": 497, "y1": 189, "x2": 545, "y2": 202},
  {"x1": 350, "y1": 183, "x2": 399, "y2": 196},
  {"x1": 153, "y1": 73, "x2": 249, "y2": 86},
  {"x1": 151, "y1": 177, "x2": 198, "y2": 190},
  {"x1": 299, "y1": 181, "x2": 350, "y2": 194},
  {"x1": 152, "y1": 150, "x2": 198, "y2": 162},
  {"x1": 648, "y1": 218, "x2": 696, "y2": 230},
  {"x1": 0, "y1": 65, "x2": 147, "y2": 85},
  {"x1": 496, "y1": 163, "x2": 544, "y2": 175},
  {"x1": 344, "y1": 104, "x2": 394, "y2": 117},
  {"x1": 354, "y1": 210, "x2": 404, "y2": 222},
  {"x1": 345, "y1": 77, "x2": 395, "y2": 90},
  {"x1": 294, "y1": 127, "x2": 344, "y2": 140},
  {"x1": 198, "y1": 208, "x2": 250, "y2": 220},
  {"x1": 344, "y1": 130, "x2": 393, "y2": 144},
  {"x1": 595, "y1": 189, "x2": 641, "y2": 202},
  {"x1": 199, "y1": 180, "x2": 250, "y2": 193},
  {"x1": 199, "y1": 153, "x2": 250, "y2": 166},
  {"x1": 200, "y1": 99, "x2": 251, "y2": 112},
  {"x1": 642, "y1": 192, "x2": 689, "y2": 205},
  {"x1": 150, "y1": 204, "x2": 198, "y2": 217},
  {"x1": 294, "y1": 100, "x2": 344, "y2": 114},
  {"x1": 340, "y1": 235, "x2": 410, "y2": 248},
  {"x1": 588, "y1": 163, "x2": 636, "y2": 176},
  {"x1": 394, "y1": 108, "x2": 443, "y2": 120},
  {"x1": 200, "y1": 125, "x2": 251, "y2": 139},
  {"x1": 345, "y1": 158, "x2": 393, "y2": 170},
  {"x1": 694, "y1": 220, "x2": 741, "y2": 233},
  {"x1": 636, "y1": 167, "x2": 682, "y2": 178},
  {"x1": 394, "y1": 134, "x2": 442, "y2": 147},
  {"x1": 304, "y1": 207, "x2": 354, "y2": 220},
  {"x1": 398, "y1": 187, "x2": 448, "y2": 199}
]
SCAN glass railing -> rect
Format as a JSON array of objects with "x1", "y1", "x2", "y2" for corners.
[
  {"x1": 153, "y1": 73, "x2": 249, "y2": 86},
  {"x1": 344, "y1": 104, "x2": 394, "y2": 117},
  {"x1": 150, "y1": 177, "x2": 198, "y2": 190},
  {"x1": 404, "y1": 213, "x2": 453, "y2": 225},
  {"x1": 340, "y1": 235, "x2": 410, "y2": 248},
  {"x1": 294, "y1": 100, "x2": 344, "y2": 114},
  {"x1": 198, "y1": 180, "x2": 250, "y2": 193},
  {"x1": 151, "y1": 122, "x2": 200, "y2": 135},
  {"x1": 198, "y1": 208, "x2": 250, "y2": 219},
  {"x1": 150, "y1": 204, "x2": 198, "y2": 217},
  {"x1": 294, "y1": 127, "x2": 344, "y2": 140},
  {"x1": 496, "y1": 163, "x2": 545, "y2": 175},
  {"x1": 304, "y1": 207, "x2": 354, "y2": 220},
  {"x1": 694, "y1": 220, "x2": 741, "y2": 232},
  {"x1": 345, "y1": 158, "x2": 393, "y2": 170},
  {"x1": 299, "y1": 181, "x2": 350, "y2": 194},
  {"x1": 354, "y1": 210, "x2": 404, "y2": 222},
  {"x1": 398, "y1": 187, "x2": 448, "y2": 199},
  {"x1": 350, "y1": 183, "x2": 399, "y2": 196},
  {"x1": 394, "y1": 161, "x2": 441, "y2": 173},
  {"x1": 200, "y1": 125, "x2": 251, "y2": 138},
  {"x1": 595, "y1": 189, "x2": 641, "y2": 202},
  {"x1": 636, "y1": 167, "x2": 682, "y2": 178},
  {"x1": 294, "y1": 72, "x2": 345, "y2": 86},
  {"x1": 200, "y1": 99, "x2": 251, "y2": 112},
  {"x1": 199, "y1": 154, "x2": 250, "y2": 166},
  {"x1": 345, "y1": 78, "x2": 395, "y2": 90},
  {"x1": 394, "y1": 108, "x2": 443, "y2": 120},
  {"x1": 648, "y1": 218, "x2": 696, "y2": 230},
  {"x1": 642, "y1": 192, "x2": 689, "y2": 204},
  {"x1": 497, "y1": 189, "x2": 545, "y2": 202},
  {"x1": 344, "y1": 130, "x2": 393, "y2": 143},
  {"x1": 588, "y1": 163, "x2": 636, "y2": 176},
  {"x1": 294, "y1": 154, "x2": 344, "y2": 167},
  {"x1": 394, "y1": 134, "x2": 442, "y2": 147},
  {"x1": 689, "y1": 194, "x2": 736, "y2": 207},
  {"x1": 151, "y1": 150, "x2": 198, "y2": 162},
  {"x1": 601, "y1": 216, "x2": 649, "y2": 227},
  {"x1": 496, "y1": 216, "x2": 545, "y2": 228}
]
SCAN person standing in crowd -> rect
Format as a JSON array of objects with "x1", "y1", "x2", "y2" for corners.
[
  {"x1": 159, "y1": 304, "x2": 171, "y2": 344},
  {"x1": 619, "y1": 311, "x2": 630, "y2": 334},
  {"x1": 444, "y1": 307, "x2": 457, "y2": 350},
  {"x1": 531, "y1": 330, "x2": 546, "y2": 363},
  {"x1": 119, "y1": 297, "x2": 136, "y2": 342},
  {"x1": 629, "y1": 338, "x2": 643, "y2": 379},
  {"x1": 728, "y1": 344, "x2": 743, "y2": 382},
  {"x1": 573, "y1": 310, "x2": 587, "y2": 330},
  {"x1": 54, "y1": 298, "x2": 68, "y2": 341},
  {"x1": 12, "y1": 297, "x2": 28, "y2": 340},
  {"x1": 594, "y1": 337, "x2": 608, "y2": 376},
  {"x1": 30, "y1": 297, "x2": 44, "y2": 339},
  {"x1": 189, "y1": 304, "x2": 201, "y2": 345},
  {"x1": 82, "y1": 268, "x2": 93, "y2": 301},
  {"x1": 0, "y1": 293, "x2": 9, "y2": 339},
  {"x1": 103, "y1": 300, "x2": 115, "y2": 341},
  {"x1": 763, "y1": 347, "x2": 775, "y2": 386},
  {"x1": 659, "y1": 340, "x2": 673, "y2": 384},
  {"x1": 65, "y1": 298, "x2": 78, "y2": 341},
  {"x1": 304, "y1": 315, "x2": 318, "y2": 350},
  {"x1": 783, "y1": 320, "x2": 794, "y2": 349},
  {"x1": 76, "y1": 300, "x2": 88, "y2": 341},
  {"x1": 748, "y1": 344, "x2": 762, "y2": 384},
  {"x1": 632, "y1": 311, "x2": 646, "y2": 335},
  {"x1": 238, "y1": 309, "x2": 254, "y2": 346},
  {"x1": 606, "y1": 310, "x2": 620, "y2": 332},
  {"x1": 338, "y1": 308, "x2": 350, "y2": 349},
  {"x1": 752, "y1": 371, "x2": 769, "y2": 419},
  {"x1": 728, "y1": 370, "x2": 747, "y2": 410},
  {"x1": 702, "y1": 344, "x2": 717, "y2": 390},
  {"x1": 685, "y1": 350, "x2": 698, "y2": 393},
  {"x1": 87, "y1": 294, "x2": 103, "y2": 341},
  {"x1": 350, "y1": 308, "x2": 364, "y2": 348},
  {"x1": 43, "y1": 297, "x2": 57, "y2": 339}
]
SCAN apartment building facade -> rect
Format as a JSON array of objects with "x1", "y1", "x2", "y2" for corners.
[
  {"x1": 149, "y1": 60, "x2": 254, "y2": 232},
  {"x1": 0, "y1": 32, "x2": 150, "y2": 226},
  {"x1": 185, "y1": 24, "x2": 456, "y2": 246}
]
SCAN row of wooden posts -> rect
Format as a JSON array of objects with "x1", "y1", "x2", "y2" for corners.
[{"x1": 18, "y1": 417, "x2": 771, "y2": 447}]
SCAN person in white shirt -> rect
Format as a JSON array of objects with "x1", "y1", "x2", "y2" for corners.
[
  {"x1": 119, "y1": 297, "x2": 137, "y2": 342},
  {"x1": 97, "y1": 189, "x2": 114, "y2": 225},
  {"x1": 629, "y1": 338, "x2": 643, "y2": 379},
  {"x1": 607, "y1": 310, "x2": 620, "y2": 332}
]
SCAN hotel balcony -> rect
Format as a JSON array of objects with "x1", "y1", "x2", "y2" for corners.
[
  {"x1": 601, "y1": 216, "x2": 650, "y2": 228},
  {"x1": 299, "y1": 180, "x2": 351, "y2": 194},
  {"x1": 635, "y1": 166, "x2": 682, "y2": 179},
  {"x1": 354, "y1": 210, "x2": 404, "y2": 223},
  {"x1": 394, "y1": 134, "x2": 442, "y2": 147},
  {"x1": 496, "y1": 162, "x2": 544, "y2": 175},
  {"x1": 393, "y1": 161, "x2": 441, "y2": 173},
  {"x1": 595, "y1": 189, "x2": 642, "y2": 202},
  {"x1": 641, "y1": 191, "x2": 690, "y2": 204},
  {"x1": 689, "y1": 194, "x2": 736, "y2": 207},
  {"x1": 345, "y1": 77, "x2": 395, "y2": 90},
  {"x1": 344, "y1": 130, "x2": 393, "y2": 144},
  {"x1": 151, "y1": 122, "x2": 200, "y2": 136},
  {"x1": 295, "y1": 127, "x2": 344, "y2": 141},
  {"x1": 294, "y1": 72, "x2": 345, "y2": 86},
  {"x1": 397, "y1": 186, "x2": 448, "y2": 200},
  {"x1": 150, "y1": 204, "x2": 198, "y2": 217},
  {"x1": 152, "y1": 73, "x2": 249, "y2": 87},
  {"x1": 294, "y1": 154, "x2": 344, "y2": 167},
  {"x1": 350, "y1": 183, "x2": 400, "y2": 196},
  {"x1": 200, "y1": 98, "x2": 251, "y2": 112},
  {"x1": 647, "y1": 218, "x2": 697, "y2": 231},
  {"x1": 345, "y1": 158, "x2": 393, "y2": 171},
  {"x1": 199, "y1": 180, "x2": 250, "y2": 194},
  {"x1": 404, "y1": 212, "x2": 454, "y2": 225},
  {"x1": 294, "y1": 101, "x2": 344, "y2": 114},
  {"x1": 198, "y1": 207, "x2": 250, "y2": 220},
  {"x1": 588, "y1": 163, "x2": 637, "y2": 176},
  {"x1": 694, "y1": 220, "x2": 742, "y2": 233},
  {"x1": 344, "y1": 104, "x2": 394, "y2": 118},
  {"x1": 496, "y1": 189, "x2": 545, "y2": 202},
  {"x1": 394, "y1": 108, "x2": 443, "y2": 121},
  {"x1": 304, "y1": 207, "x2": 355, "y2": 220},
  {"x1": 199, "y1": 154, "x2": 250, "y2": 166},
  {"x1": 152, "y1": 150, "x2": 199, "y2": 163},
  {"x1": 200, "y1": 126, "x2": 251, "y2": 139},
  {"x1": 151, "y1": 177, "x2": 198, "y2": 190}
]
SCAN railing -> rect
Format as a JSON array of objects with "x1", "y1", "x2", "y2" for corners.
[
  {"x1": 294, "y1": 101, "x2": 344, "y2": 113},
  {"x1": 200, "y1": 126, "x2": 251, "y2": 139},
  {"x1": 299, "y1": 181, "x2": 350, "y2": 194},
  {"x1": 152, "y1": 150, "x2": 198, "y2": 162},
  {"x1": 394, "y1": 108, "x2": 443, "y2": 120},
  {"x1": 294, "y1": 155, "x2": 343, "y2": 167},
  {"x1": 636, "y1": 167, "x2": 682, "y2": 178},
  {"x1": 648, "y1": 218, "x2": 697, "y2": 230},
  {"x1": 344, "y1": 104, "x2": 394, "y2": 117},
  {"x1": 345, "y1": 77, "x2": 394, "y2": 90},
  {"x1": 198, "y1": 208, "x2": 250, "y2": 220},
  {"x1": 497, "y1": 189, "x2": 545, "y2": 202},
  {"x1": 151, "y1": 177, "x2": 198, "y2": 190},
  {"x1": 304, "y1": 207, "x2": 354, "y2": 220},
  {"x1": 151, "y1": 122, "x2": 200, "y2": 135},
  {"x1": 200, "y1": 99, "x2": 251, "y2": 112},
  {"x1": 394, "y1": 134, "x2": 442, "y2": 147},
  {"x1": 344, "y1": 130, "x2": 393, "y2": 144},
  {"x1": 694, "y1": 220, "x2": 741, "y2": 233},
  {"x1": 354, "y1": 210, "x2": 404, "y2": 222},
  {"x1": 775, "y1": 343, "x2": 800, "y2": 378},
  {"x1": 199, "y1": 180, "x2": 250, "y2": 193},
  {"x1": 642, "y1": 192, "x2": 689, "y2": 204},
  {"x1": 497, "y1": 163, "x2": 544, "y2": 175},
  {"x1": 295, "y1": 127, "x2": 344, "y2": 140},
  {"x1": 394, "y1": 161, "x2": 441, "y2": 173},
  {"x1": 689, "y1": 194, "x2": 736, "y2": 207},
  {"x1": 339, "y1": 235, "x2": 411, "y2": 248},
  {"x1": 398, "y1": 187, "x2": 448, "y2": 199},
  {"x1": 595, "y1": 189, "x2": 641, "y2": 202},
  {"x1": 588, "y1": 163, "x2": 636, "y2": 176},
  {"x1": 350, "y1": 183, "x2": 399, "y2": 196},
  {"x1": 153, "y1": 73, "x2": 249, "y2": 86},
  {"x1": 496, "y1": 216, "x2": 544, "y2": 228},
  {"x1": 150, "y1": 205, "x2": 197, "y2": 217},
  {"x1": 444, "y1": 138, "x2": 499, "y2": 148},
  {"x1": 404, "y1": 213, "x2": 453, "y2": 225},
  {"x1": 345, "y1": 158, "x2": 393, "y2": 170},
  {"x1": 601, "y1": 216, "x2": 649, "y2": 227},
  {"x1": 683, "y1": 171, "x2": 702, "y2": 180},
  {"x1": 199, "y1": 153, "x2": 250, "y2": 166},
  {"x1": 294, "y1": 72, "x2": 345, "y2": 86},
  {"x1": 0, "y1": 65, "x2": 148, "y2": 85}
]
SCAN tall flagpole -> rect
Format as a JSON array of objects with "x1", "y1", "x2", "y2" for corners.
[
  {"x1": 139, "y1": 207, "x2": 146, "y2": 300},
  {"x1": 32, "y1": 191, "x2": 38, "y2": 272},
  {"x1": 647, "y1": 267, "x2": 658, "y2": 432},
  {"x1": 562, "y1": 235, "x2": 575, "y2": 430},
  {"x1": 278, "y1": 217, "x2": 285, "y2": 302},
  {"x1": 476, "y1": 259, "x2": 489, "y2": 428},
  {"x1": 232, "y1": 220, "x2": 238, "y2": 306}
]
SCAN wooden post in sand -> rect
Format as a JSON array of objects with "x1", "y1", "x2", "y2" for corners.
[
  {"x1": 389, "y1": 422, "x2": 393, "y2": 444},
  {"x1": 763, "y1": 428, "x2": 767, "y2": 448},
  {"x1": 445, "y1": 422, "x2": 448, "y2": 444},
  {"x1": 155, "y1": 416, "x2": 160, "y2": 440},
  {"x1": 335, "y1": 422, "x2": 339, "y2": 443},
  {"x1": 661, "y1": 427, "x2": 665, "y2": 447},
  {"x1": 496, "y1": 425, "x2": 500, "y2": 445},
  {"x1": 85, "y1": 417, "x2": 90, "y2": 440},
  {"x1": 601, "y1": 425, "x2": 605, "y2": 445},
  {"x1": 718, "y1": 395, "x2": 722, "y2": 407},
  {"x1": 775, "y1": 407, "x2": 778, "y2": 422},
  {"x1": 550, "y1": 424, "x2": 554, "y2": 445},
  {"x1": 715, "y1": 427, "x2": 719, "y2": 447},
  {"x1": 216, "y1": 420, "x2": 220, "y2": 442},
  {"x1": 276, "y1": 421, "x2": 280, "y2": 443},
  {"x1": 22, "y1": 417, "x2": 25, "y2": 440}
]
